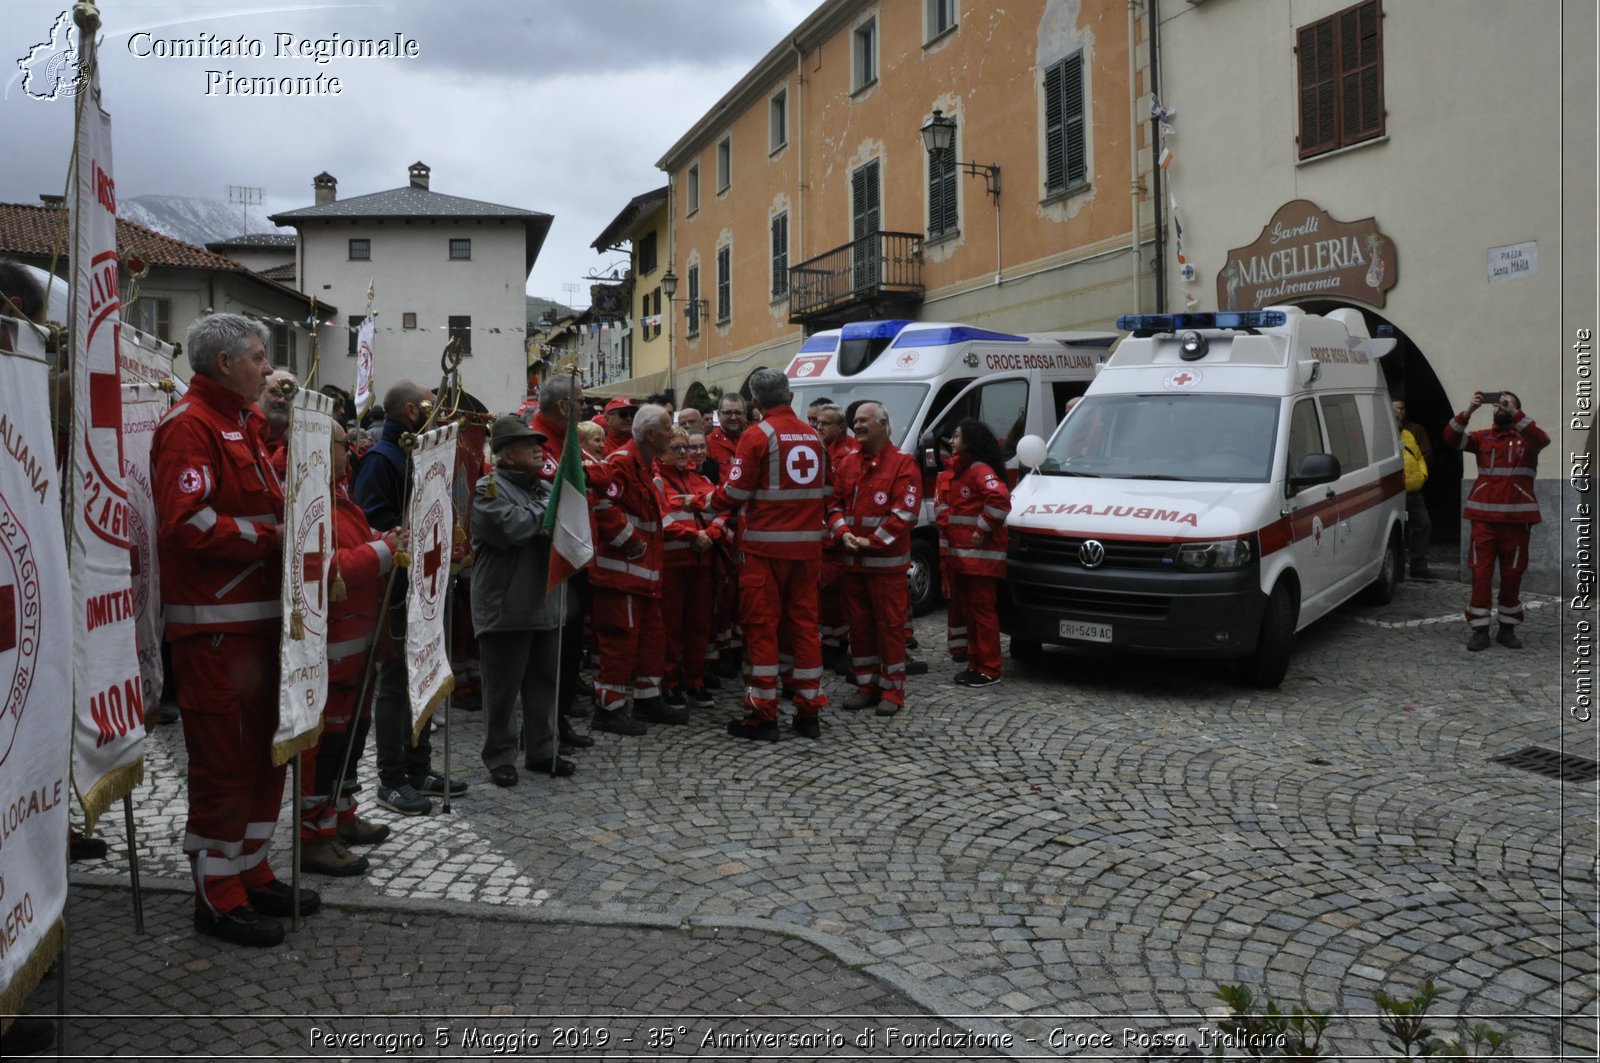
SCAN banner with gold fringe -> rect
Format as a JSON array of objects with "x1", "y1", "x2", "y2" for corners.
[
  {"x1": 0, "y1": 315, "x2": 71, "y2": 1023},
  {"x1": 403, "y1": 422, "x2": 458, "y2": 743},
  {"x1": 272, "y1": 387, "x2": 336, "y2": 765}
]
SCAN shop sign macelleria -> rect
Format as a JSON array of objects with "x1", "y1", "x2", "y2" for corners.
[{"x1": 1218, "y1": 199, "x2": 1397, "y2": 311}]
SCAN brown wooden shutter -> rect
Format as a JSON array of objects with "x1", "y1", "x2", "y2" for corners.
[
  {"x1": 1297, "y1": 20, "x2": 1338, "y2": 158},
  {"x1": 1338, "y1": 0, "x2": 1384, "y2": 144}
]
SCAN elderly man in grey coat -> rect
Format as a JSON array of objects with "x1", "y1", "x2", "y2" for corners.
[{"x1": 472, "y1": 415, "x2": 580, "y2": 786}]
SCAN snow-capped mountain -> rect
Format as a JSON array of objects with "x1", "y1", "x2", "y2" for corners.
[{"x1": 118, "y1": 194, "x2": 282, "y2": 248}]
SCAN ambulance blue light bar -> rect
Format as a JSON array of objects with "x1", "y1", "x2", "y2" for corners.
[
  {"x1": 1115, "y1": 311, "x2": 1287, "y2": 333},
  {"x1": 840, "y1": 320, "x2": 913, "y2": 341}
]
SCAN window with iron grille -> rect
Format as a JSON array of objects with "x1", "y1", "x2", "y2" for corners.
[
  {"x1": 347, "y1": 315, "x2": 364, "y2": 356},
  {"x1": 1296, "y1": 0, "x2": 1384, "y2": 159},
  {"x1": 449, "y1": 238, "x2": 471, "y2": 260},
  {"x1": 686, "y1": 264, "x2": 701, "y2": 336},
  {"x1": 1043, "y1": 52, "x2": 1087, "y2": 195},
  {"x1": 448, "y1": 315, "x2": 472, "y2": 355},
  {"x1": 716, "y1": 245, "x2": 731, "y2": 323},
  {"x1": 348, "y1": 238, "x2": 370, "y2": 261},
  {"x1": 771, "y1": 213, "x2": 789, "y2": 299},
  {"x1": 928, "y1": 139, "x2": 958, "y2": 238}
]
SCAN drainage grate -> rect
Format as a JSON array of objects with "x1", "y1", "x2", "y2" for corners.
[{"x1": 1490, "y1": 746, "x2": 1600, "y2": 784}]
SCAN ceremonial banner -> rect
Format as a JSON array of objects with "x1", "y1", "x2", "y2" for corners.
[
  {"x1": 404, "y1": 423, "x2": 457, "y2": 741},
  {"x1": 69, "y1": 70, "x2": 145, "y2": 830},
  {"x1": 273, "y1": 388, "x2": 336, "y2": 764},
  {"x1": 354, "y1": 314, "x2": 375, "y2": 417},
  {"x1": 121, "y1": 380, "x2": 171, "y2": 711},
  {"x1": 0, "y1": 316, "x2": 72, "y2": 1020}
]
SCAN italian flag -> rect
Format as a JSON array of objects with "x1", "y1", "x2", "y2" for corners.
[{"x1": 542, "y1": 400, "x2": 594, "y2": 591}]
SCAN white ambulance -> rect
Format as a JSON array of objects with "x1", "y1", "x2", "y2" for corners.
[
  {"x1": 1003, "y1": 307, "x2": 1405, "y2": 686},
  {"x1": 784, "y1": 319, "x2": 1117, "y2": 613}
]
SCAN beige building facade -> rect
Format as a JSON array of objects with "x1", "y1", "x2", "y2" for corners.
[{"x1": 1155, "y1": 0, "x2": 1596, "y2": 591}]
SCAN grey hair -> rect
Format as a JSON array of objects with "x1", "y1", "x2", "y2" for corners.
[
  {"x1": 816, "y1": 403, "x2": 845, "y2": 422},
  {"x1": 859, "y1": 400, "x2": 891, "y2": 436},
  {"x1": 632, "y1": 403, "x2": 670, "y2": 440},
  {"x1": 746, "y1": 367, "x2": 791, "y2": 410},
  {"x1": 186, "y1": 313, "x2": 270, "y2": 378},
  {"x1": 541, "y1": 372, "x2": 577, "y2": 411}
]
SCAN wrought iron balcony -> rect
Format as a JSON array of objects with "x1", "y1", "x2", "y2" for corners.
[{"x1": 788, "y1": 231, "x2": 923, "y2": 325}]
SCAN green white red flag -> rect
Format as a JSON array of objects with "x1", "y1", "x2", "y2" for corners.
[{"x1": 541, "y1": 392, "x2": 593, "y2": 592}]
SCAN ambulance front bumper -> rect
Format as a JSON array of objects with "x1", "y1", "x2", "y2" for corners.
[{"x1": 998, "y1": 560, "x2": 1267, "y2": 657}]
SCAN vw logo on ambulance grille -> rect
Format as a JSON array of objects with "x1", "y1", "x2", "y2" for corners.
[{"x1": 1077, "y1": 539, "x2": 1106, "y2": 568}]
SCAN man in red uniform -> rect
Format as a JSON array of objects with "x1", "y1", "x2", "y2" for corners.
[
  {"x1": 813, "y1": 403, "x2": 857, "y2": 670},
  {"x1": 935, "y1": 420, "x2": 1011, "y2": 687},
  {"x1": 602, "y1": 396, "x2": 638, "y2": 454},
  {"x1": 590, "y1": 404, "x2": 681, "y2": 731},
  {"x1": 300, "y1": 421, "x2": 402, "y2": 876},
  {"x1": 152, "y1": 313, "x2": 317, "y2": 947},
  {"x1": 1443, "y1": 390, "x2": 1550, "y2": 650},
  {"x1": 529, "y1": 373, "x2": 602, "y2": 746},
  {"x1": 258, "y1": 368, "x2": 295, "y2": 482},
  {"x1": 829, "y1": 401, "x2": 921, "y2": 717},
  {"x1": 688, "y1": 369, "x2": 830, "y2": 740},
  {"x1": 704, "y1": 392, "x2": 750, "y2": 676}
]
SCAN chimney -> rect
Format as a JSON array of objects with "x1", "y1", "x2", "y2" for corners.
[
  {"x1": 39, "y1": 194, "x2": 65, "y2": 208},
  {"x1": 313, "y1": 171, "x2": 337, "y2": 205},
  {"x1": 408, "y1": 161, "x2": 430, "y2": 190}
]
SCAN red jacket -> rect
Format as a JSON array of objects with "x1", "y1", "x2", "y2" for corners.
[
  {"x1": 704, "y1": 425, "x2": 745, "y2": 479},
  {"x1": 822, "y1": 435, "x2": 859, "y2": 561},
  {"x1": 935, "y1": 455, "x2": 1010, "y2": 578},
  {"x1": 656, "y1": 463, "x2": 727, "y2": 569},
  {"x1": 327, "y1": 485, "x2": 394, "y2": 682},
  {"x1": 152, "y1": 373, "x2": 285, "y2": 638},
  {"x1": 589, "y1": 440, "x2": 664, "y2": 597},
  {"x1": 828, "y1": 441, "x2": 920, "y2": 573},
  {"x1": 702, "y1": 405, "x2": 828, "y2": 561},
  {"x1": 603, "y1": 429, "x2": 631, "y2": 455},
  {"x1": 1443, "y1": 410, "x2": 1550, "y2": 524}
]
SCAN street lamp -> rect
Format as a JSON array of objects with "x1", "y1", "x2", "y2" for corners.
[{"x1": 920, "y1": 109, "x2": 1001, "y2": 201}]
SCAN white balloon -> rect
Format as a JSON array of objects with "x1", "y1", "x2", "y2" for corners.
[{"x1": 1016, "y1": 434, "x2": 1048, "y2": 468}]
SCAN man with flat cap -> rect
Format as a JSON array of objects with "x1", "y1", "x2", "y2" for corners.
[{"x1": 471, "y1": 415, "x2": 578, "y2": 785}]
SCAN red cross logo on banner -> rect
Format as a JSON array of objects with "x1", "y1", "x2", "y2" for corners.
[
  {"x1": 302, "y1": 525, "x2": 326, "y2": 610},
  {"x1": 422, "y1": 526, "x2": 445, "y2": 597},
  {"x1": 0, "y1": 585, "x2": 15, "y2": 654}
]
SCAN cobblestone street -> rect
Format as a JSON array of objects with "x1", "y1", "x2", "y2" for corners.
[{"x1": 31, "y1": 577, "x2": 1595, "y2": 1059}]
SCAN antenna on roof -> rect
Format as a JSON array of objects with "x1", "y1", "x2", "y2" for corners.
[{"x1": 226, "y1": 184, "x2": 263, "y2": 235}]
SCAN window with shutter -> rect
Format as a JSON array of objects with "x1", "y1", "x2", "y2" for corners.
[
  {"x1": 687, "y1": 265, "x2": 701, "y2": 336},
  {"x1": 928, "y1": 144, "x2": 958, "y2": 238},
  {"x1": 716, "y1": 246, "x2": 731, "y2": 323},
  {"x1": 1296, "y1": 0, "x2": 1383, "y2": 159},
  {"x1": 851, "y1": 160, "x2": 881, "y2": 290},
  {"x1": 771, "y1": 213, "x2": 789, "y2": 298},
  {"x1": 1043, "y1": 53, "x2": 1086, "y2": 195}
]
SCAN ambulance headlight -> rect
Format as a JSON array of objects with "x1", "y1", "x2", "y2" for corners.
[{"x1": 1170, "y1": 537, "x2": 1255, "y2": 571}]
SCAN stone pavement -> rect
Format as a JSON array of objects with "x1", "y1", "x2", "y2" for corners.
[{"x1": 28, "y1": 576, "x2": 1597, "y2": 1059}]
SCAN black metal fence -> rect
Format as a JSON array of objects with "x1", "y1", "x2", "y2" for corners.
[{"x1": 788, "y1": 231, "x2": 923, "y2": 320}]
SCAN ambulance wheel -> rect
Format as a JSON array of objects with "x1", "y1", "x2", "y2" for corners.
[
  {"x1": 1241, "y1": 583, "x2": 1294, "y2": 688},
  {"x1": 1009, "y1": 637, "x2": 1042, "y2": 662},
  {"x1": 908, "y1": 539, "x2": 940, "y2": 616},
  {"x1": 1360, "y1": 528, "x2": 1402, "y2": 606}
]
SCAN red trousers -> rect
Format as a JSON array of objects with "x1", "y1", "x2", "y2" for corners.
[
  {"x1": 592, "y1": 588, "x2": 663, "y2": 709},
  {"x1": 712, "y1": 552, "x2": 742, "y2": 654},
  {"x1": 298, "y1": 684, "x2": 372, "y2": 843},
  {"x1": 173, "y1": 634, "x2": 284, "y2": 915},
  {"x1": 1468, "y1": 521, "x2": 1531, "y2": 628},
  {"x1": 947, "y1": 572, "x2": 1002, "y2": 679},
  {"x1": 739, "y1": 555, "x2": 826, "y2": 720},
  {"x1": 819, "y1": 557, "x2": 848, "y2": 649},
  {"x1": 662, "y1": 566, "x2": 714, "y2": 691},
  {"x1": 842, "y1": 570, "x2": 910, "y2": 708}
]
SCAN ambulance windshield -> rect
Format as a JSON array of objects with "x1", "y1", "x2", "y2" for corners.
[
  {"x1": 790, "y1": 383, "x2": 930, "y2": 449},
  {"x1": 1041, "y1": 394, "x2": 1280, "y2": 483}
]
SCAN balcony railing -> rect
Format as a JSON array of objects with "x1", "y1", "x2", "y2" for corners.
[{"x1": 788, "y1": 231, "x2": 923, "y2": 323}]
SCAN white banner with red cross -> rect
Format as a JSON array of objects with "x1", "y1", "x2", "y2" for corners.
[
  {"x1": 0, "y1": 315, "x2": 72, "y2": 1021},
  {"x1": 121, "y1": 379, "x2": 173, "y2": 713},
  {"x1": 273, "y1": 387, "x2": 337, "y2": 765},
  {"x1": 69, "y1": 88, "x2": 145, "y2": 831},
  {"x1": 404, "y1": 422, "x2": 458, "y2": 741}
]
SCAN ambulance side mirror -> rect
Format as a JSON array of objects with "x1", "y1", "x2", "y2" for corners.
[
  {"x1": 918, "y1": 429, "x2": 943, "y2": 471},
  {"x1": 1286, "y1": 452, "x2": 1341, "y2": 495},
  {"x1": 1016, "y1": 435, "x2": 1049, "y2": 471}
]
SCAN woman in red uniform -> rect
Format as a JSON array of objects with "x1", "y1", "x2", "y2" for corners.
[
  {"x1": 937, "y1": 420, "x2": 1011, "y2": 687},
  {"x1": 656, "y1": 427, "x2": 726, "y2": 709}
]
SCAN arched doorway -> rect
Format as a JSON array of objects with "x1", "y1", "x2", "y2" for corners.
[{"x1": 1301, "y1": 301, "x2": 1461, "y2": 561}]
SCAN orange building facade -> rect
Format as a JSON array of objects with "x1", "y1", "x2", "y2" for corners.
[{"x1": 658, "y1": 0, "x2": 1157, "y2": 398}]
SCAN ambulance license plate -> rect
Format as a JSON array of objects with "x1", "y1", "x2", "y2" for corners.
[{"x1": 1059, "y1": 620, "x2": 1113, "y2": 643}]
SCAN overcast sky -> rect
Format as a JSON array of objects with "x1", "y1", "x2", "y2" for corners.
[{"x1": 2, "y1": 0, "x2": 820, "y2": 309}]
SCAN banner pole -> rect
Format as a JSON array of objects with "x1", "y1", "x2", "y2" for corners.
[
  {"x1": 56, "y1": 915, "x2": 68, "y2": 1058},
  {"x1": 440, "y1": 577, "x2": 454, "y2": 815},
  {"x1": 290, "y1": 754, "x2": 302, "y2": 931},
  {"x1": 121, "y1": 794, "x2": 145, "y2": 934},
  {"x1": 550, "y1": 581, "x2": 565, "y2": 774},
  {"x1": 325, "y1": 560, "x2": 402, "y2": 847}
]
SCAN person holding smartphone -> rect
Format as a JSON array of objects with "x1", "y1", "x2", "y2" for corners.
[{"x1": 1442, "y1": 390, "x2": 1550, "y2": 651}]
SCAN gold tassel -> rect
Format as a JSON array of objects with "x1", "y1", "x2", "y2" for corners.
[
  {"x1": 289, "y1": 608, "x2": 305, "y2": 640},
  {"x1": 329, "y1": 567, "x2": 348, "y2": 603},
  {"x1": 452, "y1": 519, "x2": 465, "y2": 547},
  {"x1": 484, "y1": 475, "x2": 498, "y2": 500},
  {"x1": 394, "y1": 548, "x2": 411, "y2": 568}
]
